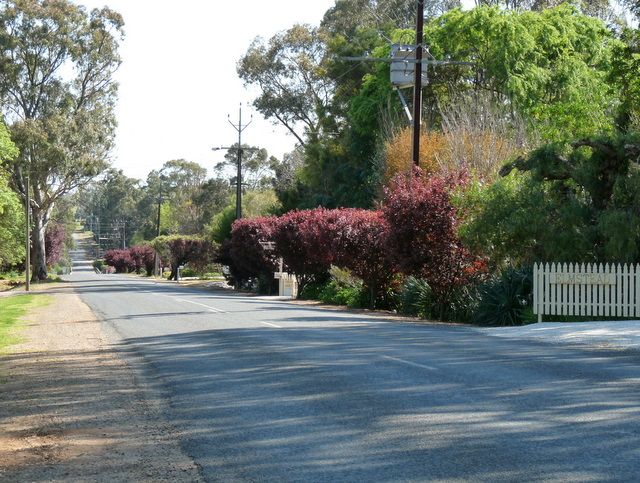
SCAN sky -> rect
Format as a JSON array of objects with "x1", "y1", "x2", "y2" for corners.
[
  {"x1": 74, "y1": 0, "x2": 336, "y2": 181},
  {"x1": 71, "y1": 0, "x2": 634, "y2": 183}
]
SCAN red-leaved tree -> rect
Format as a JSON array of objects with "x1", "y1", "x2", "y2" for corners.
[
  {"x1": 229, "y1": 216, "x2": 280, "y2": 287},
  {"x1": 45, "y1": 223, "x2": 66, "y2": 267},
  {"x1": 332, "y1": 209, "x2": 394, "y2": 308},
  {"x1": 274, "y1": 208, "x2": 339, "y2": 295},
  {"x1": 152, "y1": 236, "x2": 216, "y2": 281},
  {"x1": 383, "y1": 168, "x2": 475, "y2": 309},
  {"x1": 104, "y1": 249, "x2": 134, "y2": 273},
  {"x1": 129, "y1": 245, "x2": 156, "y2": 276}
]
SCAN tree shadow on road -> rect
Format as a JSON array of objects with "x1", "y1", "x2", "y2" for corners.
[{"x1": 108, "y1": 323, "x2": 640, "y2": 482}]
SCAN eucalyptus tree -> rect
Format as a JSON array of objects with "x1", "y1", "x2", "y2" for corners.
[
  {"x1": 0, "y1": 0, "x2": 123, "y2": 280},
  {"x1": 237, "y1": 24, "x2": 336, "y2": 147}
]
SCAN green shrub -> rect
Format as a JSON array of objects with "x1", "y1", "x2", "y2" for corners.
[
  {"x1": 0, "y1": 270, "x2": 21, "y2": 281},
  {"x1": 299, "y1": 267, "x2": 369, "y2": 308},
  {"x1": 319, "y1": 280, "x2": 368, "y2": 307},
  {"x1": 180, "y1": 267, "x2": 197, "y2": 277},
  {"x1": 473, "y1": 267, "x2": 532, "y2": 326}
]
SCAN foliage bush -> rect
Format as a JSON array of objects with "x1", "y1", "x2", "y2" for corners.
[
  {"x1": 384, "y1": 128, "x2": 445, "y2": 182},
  {"x1": 151, "y1": 235, "x2": 216, "y2": 281},
  {"x1": 383, "y1": 168, "x2": 482, "y2": 314},
  {"x1": 129, "y1": 244, "x2": 155, "y2": 276},
  {"x1": 45, "y1": 223, "x2": 66, "y2": 267},
  {"x1": 396, "y1": 276, "x2": 432, "y2": 317},
  {"x1": 229, "y1": 216, "x2": 280, "y2": 289},
  {"x1": 92, "y1": 259, "x2": 104, "y2": 272},
  {"x1": 273, "y1": 208, "x2": 339, "y2": 294},
  {"x1": 332, "y1": 209, "x2": 393, "y2": 308},
  {"x1": 394, "y1": 275, "x2": 482, "y2": 323},
  {"x1": 458, "y1": 133, "x2": 640, "y2": 268},
  {"x1": 104, "y1": 249, "x2": 134, "y2": 273}
]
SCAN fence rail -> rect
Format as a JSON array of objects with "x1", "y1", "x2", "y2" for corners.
[{"x1": 533, "y1": 263, "x2": 640, "y2": 322}]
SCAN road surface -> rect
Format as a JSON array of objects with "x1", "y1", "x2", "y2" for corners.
[{"x1": 66, "y1": 248, "x2": 640, "y2": 482}]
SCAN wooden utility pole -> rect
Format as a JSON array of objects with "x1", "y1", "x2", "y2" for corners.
[
  {"x1": 212, "y1": 103, "x2": 257, "y2": 221},
  {"x1": 154, "y1": 196, "x2": 162, "y2": 276},
  {"x1": 229, "y1": 104, "x2": 252, "y2": 220},
  {"x1": 412, "y1": 0, "x2": 425, "y2": 167}
]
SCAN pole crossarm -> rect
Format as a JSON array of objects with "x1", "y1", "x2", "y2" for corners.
[
  {"x1": 211, "y1": 103, "x2": 254, "y2": 220},
  {"x1": 338, "y1": 56, "x2": 473, "y2": 67}
]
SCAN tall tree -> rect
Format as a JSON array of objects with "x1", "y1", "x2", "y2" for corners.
[
  {"x1": 238, "y1": 24, "x2": 335, "y2": 147},
  {"x1": 426, "y1": 5, "x2": 620, "y2": 141},
  {"x1": 0, "y1": 0, "x2": 123, "y2": 280}
]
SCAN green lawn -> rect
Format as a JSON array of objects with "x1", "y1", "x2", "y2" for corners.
[{"x1": 0, "y1": 294, "x2": 51, "y2": 352}]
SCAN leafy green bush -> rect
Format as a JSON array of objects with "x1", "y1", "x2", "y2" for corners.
[
  {"x1": 180, "y1": 267, "x2": 197, "y2": 277},
  {"x1": 473, "y1": 267, "x2": 532, "y2": 326},
  {"x1": 318, "y1": 280, "x2": 368, "y2": 307},
  {"x1": 0, "y1": 270, "x2": 21, "y2": 281},
  {"x1": 298, "y1": 267, "x2": 369, "y2": 308}
]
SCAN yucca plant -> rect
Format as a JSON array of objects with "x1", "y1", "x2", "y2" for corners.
[{"x1": 474, "y1": 267, "x2": 532, "y2": 326}]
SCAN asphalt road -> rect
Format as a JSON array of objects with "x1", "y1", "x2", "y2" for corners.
[{"x1": 66, "y1": 250, "x2": 640, "y2": 482}]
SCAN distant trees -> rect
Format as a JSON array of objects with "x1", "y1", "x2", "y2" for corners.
[
  {"x1": 0, "y1": 0, "x2": 124, "y2": 280},
  {"x1": 76, "y1": 169, "x2": 143, "y2": 249}
]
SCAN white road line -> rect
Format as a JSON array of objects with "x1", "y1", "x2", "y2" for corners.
[
  {"x1": 175, "y1": 297, "x2": 226, "y2": 313},
  {"x1": 381, "y1": 355, "x2": 437, "y2": 371},
  {"x1": 260, "y1": 321, "x2": 282, "y2": 328}
]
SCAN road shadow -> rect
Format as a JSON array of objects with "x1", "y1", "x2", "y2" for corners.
[{"x1": 108, "y1": 324, "x2": 640, "y2": 482}]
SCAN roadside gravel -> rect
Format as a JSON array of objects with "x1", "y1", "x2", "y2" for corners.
[{"x1": 0, "y1": 282, "x2": 203, "y2": 482}]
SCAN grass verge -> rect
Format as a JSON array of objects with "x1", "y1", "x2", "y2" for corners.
[{"x1": 0, "y1": 294, "x2": 52, "y2": 352}]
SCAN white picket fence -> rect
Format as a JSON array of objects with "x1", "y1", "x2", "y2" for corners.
[{"x1": 533, "y1": 263, "x2": 640, "y2": 322}]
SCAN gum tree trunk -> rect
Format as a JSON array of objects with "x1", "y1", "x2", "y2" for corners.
[{"x1": 30, "y1": 205, "x2": 52, "y2": 282}]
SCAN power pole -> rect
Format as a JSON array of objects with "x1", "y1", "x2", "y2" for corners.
[
  {"x1": 338, "y1": 0, "x2": 471, "y2": 170},
  {"x1": 96, "y1": 216, "x2": 100, "y2": 259},
  {"x1": 154, "y1": 196, "x2": 162, "y2": 277},
  {"x1": 230, "y1": 103, "x2": 252, "y2": 220},
  {"x1": 412, "y1": 0, "x2": 425, "y2": 166},
  {"x1": 212, "y1": 103, "x2": 255, "y2": 221}
]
